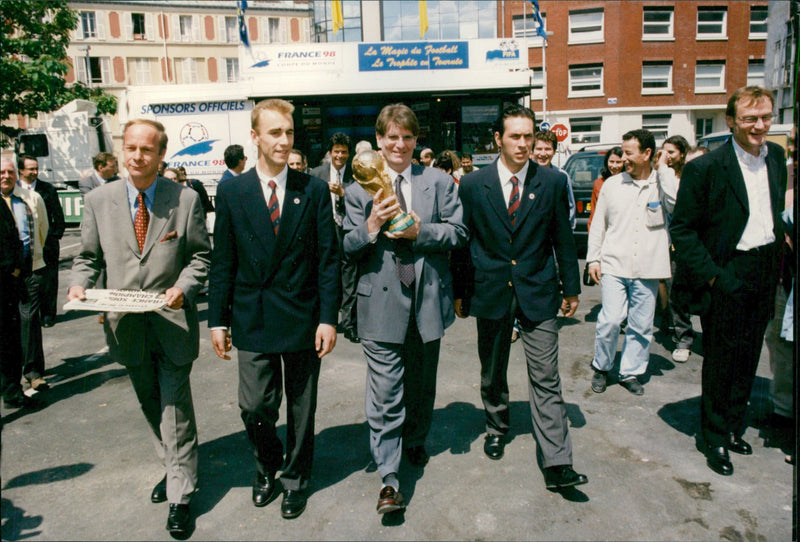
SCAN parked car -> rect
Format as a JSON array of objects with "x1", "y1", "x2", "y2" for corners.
[{"x1": 563, "y1": 145, "x2": 618, "y2": 255}]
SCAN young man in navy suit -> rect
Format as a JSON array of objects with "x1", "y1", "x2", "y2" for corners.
[
  {"x1": 208, "y1": 98, "x2": 340, "y2": 519},
  {"x1": 453, "y1": 105, "x2": 588, "y2": 490}
]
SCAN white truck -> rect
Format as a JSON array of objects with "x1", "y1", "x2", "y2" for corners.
[{"x1": 14, "y1": 99, "x2": 113, "y2": 224}]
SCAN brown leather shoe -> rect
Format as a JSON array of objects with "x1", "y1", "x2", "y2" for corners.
[{"x1": 376, "y1": 486, "x2": 405, "y2": 514}]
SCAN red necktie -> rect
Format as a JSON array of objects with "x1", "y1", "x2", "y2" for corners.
[
  {"x1": 508, "y1": 175, "x2": 520, "y2": 226},
  {"x1": 267, "y1": 180, "x2": 280, "y2": 235},
  {"x1": 134, "y1": 192, "x2": 149, "y2": 252}
]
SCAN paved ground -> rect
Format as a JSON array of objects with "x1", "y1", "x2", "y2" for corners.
[{"x1": 1, "y1": 229, "x2": 796, "y2": 541}]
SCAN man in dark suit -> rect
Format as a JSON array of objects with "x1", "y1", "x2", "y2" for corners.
[
  {"x1": 343, "y1": 104, "x2": 467, "y2": 513},
  {"x1": 452, "y1": 105, "x2": 588, "y2": 490},
  {"x1": 217, "y1": 144, "x2": 247, "y2": 185},
  {"x1": 208, "y1": 98, "x2": 340, "y2": 520},
  {"x1": 68, "y1": 119, "x2": 211, "y2": 536},
  {"x1": 18, "y1": 156, "x2": 66, "y2": 328},
  {"x1": 311, "y1": 132, "x2": 359, "y2": 343},
  {"x1": 670, "y1": 86, "x2": 787, "y2": 476}
]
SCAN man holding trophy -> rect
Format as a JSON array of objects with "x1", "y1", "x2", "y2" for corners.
[{"x1": 343, "y1": 104, "x2": 467, "y2": 513}]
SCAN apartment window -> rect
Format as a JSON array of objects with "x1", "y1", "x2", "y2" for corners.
[
  {"x1": 747, "y1": 59, "x2": 765, "y2": 87},
  {"x1": 225, "y1": 58, "x2": 239, "y2": 82},
  {"x1": 570, "y1": 117, "x2": 602, "y2": 145},
  {"x1": 132, "y1": 13, "x2": 146, "y2": 39},
  {"x1": 79, "y1": 11, "x2": 104, "y2": 39},
  {"x1": 568, "y1": 9, "x2": 603, "y2": 44},
  {"x1": 130, "y1": 58, "x2": 151, "y2": 85},
  {"x1": 177, "y1": 58, "x2": 198, "y2": 84},
  {"x1": 531, "y1": 67, "x2": 544, "y2": 99},
  {"x1": 696, "y1": 118, "x2": 714, "y2": 140},
  {"x1": 267, "y1": 17, "x2": 286, "y2": 43},
  {"x1": 179, "y1": 15, "x2": 195, "y2": 42},
  {"x1": 642, "y1": 62, "x2": 672, "y2": 94},
  {"x1": 642, "y1": 114, "x2": 671, "y2": 144},
  {"x1": 697, "y1": 7, "x2": 727, "y2": 40},
  {"x1": 695, "y1": 61, "x2": 725, "y2": 93},
  {"x1": 224, "y1": 16, "x2": 238, "y2": 43},
  {"x1": 569, "y1": 64, "x2": 603, "y2": 97},
  {"x1": 75, "y1": 56, "x2": 111, "y2": 85},
  {"x1": 513, "y1": 13, "x2": 546, "y2": 45},
  {"x1": 749, "y1": 6, "x2": 768, "y2": 39},
  {"x1": 642, "y1": 7, "x2": 673, "y2": 40}
]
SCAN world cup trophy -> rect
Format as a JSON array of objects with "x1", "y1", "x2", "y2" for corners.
[{"x1": 351, "y1": 150, "x2": 415, "y2": 233}]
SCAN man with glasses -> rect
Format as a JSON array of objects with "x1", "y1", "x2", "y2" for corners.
[{"x1": 670, "y1": 86, "x2": 787, "y2": 476}]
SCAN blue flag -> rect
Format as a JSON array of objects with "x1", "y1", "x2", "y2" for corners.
[
  {"x1": 530, "y1": 0, "x2": 548, "y2": 41},
  {"x1": 237, "y1": 0, "x2": 250, "y2": 48}
]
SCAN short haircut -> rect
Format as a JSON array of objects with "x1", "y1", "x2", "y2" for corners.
[
  {"x1": 17, "y1": 154, "x2": 37, "y2": 170},
  {"x1": 434, "y1": 151, "x2": 454, "y2": 172},
  {"x1": 726, "y1": 86, "x2": 774, "y2": 118},
  {"x1": 420, "y1": 148, "x2": 433, "y2": 158},
  {"x1": 289, "y1": 148, "x2": 307, "y2": 162},
  {"x1": 93, "y1": 152, "x2": 116, "y2": 170},
  {"x1": 376, "y1": 103, "x2": 419, "y2": 137},
  {"x1": 460, "y1": 152, "x2": 473, "y2": 160},
  {"x1": 601, "y1": 146, "x2": 623, "y2": 180},
  {"x1": 622, "y1": 129, "x2": 656, "y2": 157},
  {"x1": 492, "y1": 104, "x2": 536, "y2": 137},
  {"x1": 328, "y1": 132, "x2": 351, "y2": 152},
  {"x1": 163, "y1": 167, "x2": 181, "y2": 177},
  {"x1": 663, "y1": 135, "x2": 690, "y2": 158},
  {"x1": 251, "y1": 98, "x2": 294, "y2": 130},
  {"x1": 123, "y1": 119, "x2": 168, "y2": 153},
  {"x1": 223, "y1": 144, "x2": 245, "y2": 169},
  {"x1": 534, "y1": 130, "x2": 558, "y2": 151}
]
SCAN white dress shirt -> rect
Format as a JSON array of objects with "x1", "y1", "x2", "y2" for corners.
[
  {"x1": 256, "y1": 164, "x2": 288, "y2": 212},
  {"x1": 732, "y1": 139, "x2": 775, "y2": 250},
  {"x1": 496, "y1": 159, "x2": 530, "y2": 208}
]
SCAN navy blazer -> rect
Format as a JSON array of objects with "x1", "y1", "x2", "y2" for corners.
[
  {"x1": 453, "y1": 159, "x2": 580, "y2": 322},
  {"x1": 208, "y1": 166, "x2": 341, "y2": 353},
  {"x1": 669, "y1": 140, "x2": 787, "y2": 314}
]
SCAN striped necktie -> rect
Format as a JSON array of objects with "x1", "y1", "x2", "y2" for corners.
[
  {"x1": 267, "y1": 180, "x2": 280, "y2": 235},
  {"x1": 508, "y1": 175, "x2": 520, "y2": 226}
]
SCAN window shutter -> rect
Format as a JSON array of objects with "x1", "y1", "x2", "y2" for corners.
[
  {"x1": 124, "y1": 13, "x2": 133, "y2": 40},
  {"x1": 192, "y1": 15, "x2": 200, "y2": 41},
  {"x1": 97, "y1": 12, "x2": 106, "y2": 39},
  {"x1": 172, "y1": 14, "x2": 179, "y2": 41},
  {"x1": 75, "y1": 56, "x2": 87, "y2": 83},
  {"x1": 218, "y1": 15, "x2": 225, "y2": 43},
  {"x1": 100, "y1": 57, "x2": 111, "y2": 84},
  {"x1": 145, "y1": 13, "x2": 155, "y2": 40}
]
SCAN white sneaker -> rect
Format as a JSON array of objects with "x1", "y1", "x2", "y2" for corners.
[{"x1": 672, "y1": 349, "x2": 691, "y2": 363}]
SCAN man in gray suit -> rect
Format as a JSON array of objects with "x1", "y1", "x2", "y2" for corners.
[
  {"x1": 79, "y1": 152, "x2": 119, "y2": 195},
  {"x1": 68, "y1": 119, "x2": 211, "y2": 537},
  {"x1": 343, "y1": 104, "x2": 467, "y2": 513}
]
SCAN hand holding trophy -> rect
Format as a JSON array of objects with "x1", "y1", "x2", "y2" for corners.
[{"x1": 351, "y1": 150, "x2": 415, "y2": 233}]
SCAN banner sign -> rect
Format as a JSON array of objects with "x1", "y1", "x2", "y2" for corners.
[{"x1": 358, "y1": 41, "x2": 468, "y2": 71}]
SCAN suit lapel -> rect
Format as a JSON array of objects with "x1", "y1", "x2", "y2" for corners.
[
  {"x1": 273, "y1": 170, "x2": 309, "y2": 263},
  {"x1": 141, "y1": 179, "x2": 175, "y2": 258},
  {"x1": 484, "y1": 161, "x2": 512, "y2": 232},
  {"x1": 514, "y1": 161, "x2": 541, "y2": 230},
  {"x1": 765, "y1": 144, "x2": 784, "y2": 220},
  {"x1": 239, "y1": 170, "x2": 275, "y2": 256},
  {"x1": 114, "y1": 179, "x2": 142, "y2": 256},
  {"x1": 723, "y1": 142, "x2": 749, "y2": 214},
  {"x1": 410, "y1": 164, "x2": 433, "y2": 222}
]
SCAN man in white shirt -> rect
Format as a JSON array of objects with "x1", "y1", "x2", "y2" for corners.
[
  {"x1": 670, "y1": 86, "x2": 787, "y2": 476},
  {"x1": 587, "y1": 129, "x2": 671, "y2": 396}
]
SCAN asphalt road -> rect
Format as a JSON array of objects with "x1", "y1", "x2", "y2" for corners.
[{"x1": 1, "y1": 228, "x2": 795, "y2": 541}]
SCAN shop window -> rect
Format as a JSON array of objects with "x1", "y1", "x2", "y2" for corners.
[{"x1": 642, "y1": 7, "x2": 673, "y2": 40}]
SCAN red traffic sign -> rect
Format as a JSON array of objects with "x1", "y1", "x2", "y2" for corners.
[{"x1": 552, "y1": 124, "x2": 569, "y2": 142}]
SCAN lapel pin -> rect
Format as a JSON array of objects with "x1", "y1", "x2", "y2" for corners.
[
  {"x1": 529, "y1": 193, "x2": 535, "y2": 200},
  {"x1": 293, "y1": 197, "x2": 300, "y2": 204}
]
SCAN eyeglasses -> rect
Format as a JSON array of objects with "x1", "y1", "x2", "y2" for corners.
[{"x1": 736, "y1": 115, "x2": 774, "y2": 125}]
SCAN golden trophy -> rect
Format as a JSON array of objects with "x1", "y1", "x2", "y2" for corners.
[{"x1": 351, "y1": 150, "x2": 415, "y2": 233}]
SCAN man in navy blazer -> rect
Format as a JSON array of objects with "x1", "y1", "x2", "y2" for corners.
[
  {"x1": 208, "y1": 99, "x2": 340, "y2": 519},
  {"x1": 670, "y1": 86, "x2": 787, "y2": 476},
  {"x1": 343, "y1": 104, "x2": 467, "y2": 513},
  {"x1": 453, "y1": 105, "x2": 588, "y2": 490}
]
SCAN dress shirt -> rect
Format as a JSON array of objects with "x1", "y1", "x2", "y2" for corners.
[
  {"x1": 587, "y1": 169, "x2": 671, "y2": 280},
  {"x1": 126, "y1": 179, "x2": 157, "y2": 222},
  {"x1": 256, "y1": 164, "x2": 288, "y2": 212},
  {"x1": 19, "y1": 179, "x2": 36, "y2": 191},
  {"x1": 7, "y1": 185, "x2": 48, "y2": 271},
  {"x1": 7, "y1": 194, "x2": 31, "y2": 259},
  {"x1": 496, "y1": 159, "x2": 530, "y2": 208},
  {"x1": 732, "y1": 138, "x2": 775, "y2": 250},
  {"x1": 388, "y1": 165, "x2": 414, "y2": 211},
  {"x1": 330, "y1": 164, "x2": 345, "y2": 221}
]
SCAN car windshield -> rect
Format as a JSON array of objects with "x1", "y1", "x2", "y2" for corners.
[{"x1": 565, "y1": 153, "x2": 605, "y2": 190}]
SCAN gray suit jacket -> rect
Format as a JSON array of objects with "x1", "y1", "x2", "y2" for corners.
[
  {"x1": 71, "y1": 177, "x2": 211, "y2": 366},
  {"x1": 343, "y1": 164, "x2": 467, "y2": 344}
]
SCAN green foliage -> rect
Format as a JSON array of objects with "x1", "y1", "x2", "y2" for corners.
[{"x1": 1, "y1": 0, "x2": 117, "y2": 142}]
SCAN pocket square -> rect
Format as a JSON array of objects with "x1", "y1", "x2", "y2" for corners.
[{"x1": 160, "y1": 231, "x2": 178, "y2": 242}]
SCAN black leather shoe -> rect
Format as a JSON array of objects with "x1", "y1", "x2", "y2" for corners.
[
  {"x1": 543, "y1": 465, "x2": 588, "y2": 489},
  {"x1": 41, "y1": 316, "x2": 55, "y2": 328},
  {"x1": 166, "y1": 503, "x2": 190, "y2": 537},
  {"x1": 706, "y1": 446, "x2": 733, "y2": 475},
  {"x1": 3, "y1": 394, "x2": 42, "y2": 410},
  {"x1": 252, "y1": 473, "x2": 279, "y2": 507},
  {"x1": 727, "y1": 434, "x2": 753, "y2": 455},
  {"x1": 483, "y1": 435, "x2": 505, "y2": 460},
  {"x1": 404, "y1": 445, "x2": 429, "y2": 467},
  {"x1": 281, "y1": 490, "x2": 307, "y2": 519},
  {"x1": 376, "y1": 486, "x2": 405, "y2": 514},
  {"x1": 151, "y1": 475, "x2": 167, "y2": 503}
]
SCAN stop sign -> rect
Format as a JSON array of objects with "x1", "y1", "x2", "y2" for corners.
[{"x1": 552, "y1": 124, "x2": 569, "y2": 142}]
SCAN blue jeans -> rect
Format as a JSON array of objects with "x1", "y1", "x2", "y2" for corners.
[{"x1": 592, "y1": 275, "x2": 658, "y2": 378}]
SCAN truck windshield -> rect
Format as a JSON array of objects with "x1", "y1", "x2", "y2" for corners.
[{"x1": 17, "y1": 134, "x2": 50, "y2": 157}]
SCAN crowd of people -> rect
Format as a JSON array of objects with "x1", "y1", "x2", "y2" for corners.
[{"x1": 0, "y1": 85, "x2": 794, "y2": 538}]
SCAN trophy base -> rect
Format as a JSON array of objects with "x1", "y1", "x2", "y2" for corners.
[{"x1": 388, "y1": 212, "x2": 414, "y2": 233}]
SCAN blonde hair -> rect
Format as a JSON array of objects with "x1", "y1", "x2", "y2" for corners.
[
  {"x1": 251, "y1": 98, "x2": 295, "y2": 130},
  {"x1": 123, "y1": 119, "x2": 168, "y2": 153}
]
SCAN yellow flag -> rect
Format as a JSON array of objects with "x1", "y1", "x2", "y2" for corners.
[
  {"x1": 419, "y1": 0, "x2": 428, "y2": 38},
  {"x1": 332, "y1": 0, "x2": 344, "y2": 34}
]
